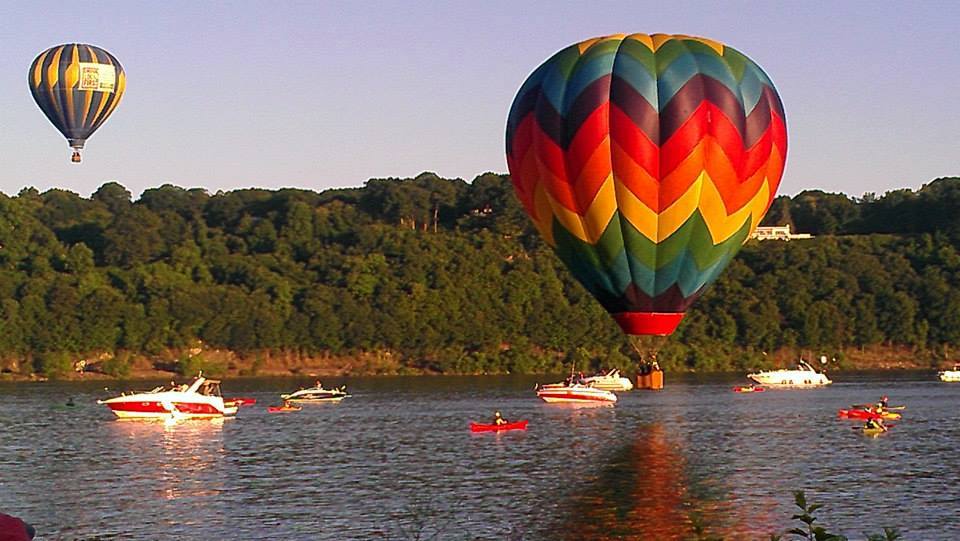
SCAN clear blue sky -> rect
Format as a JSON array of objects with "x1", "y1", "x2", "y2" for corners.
[{"x1": 1, "y1": 1, "x2": 957, "y2": 199}]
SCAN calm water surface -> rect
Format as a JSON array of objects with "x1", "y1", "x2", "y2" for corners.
[{"x1": 1, "y1": 373, "x2": 957, "y2": 540}]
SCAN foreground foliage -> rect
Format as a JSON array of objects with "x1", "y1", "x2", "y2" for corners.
[{"x1": 770, "y1": 491, "x2": 901, "y2": 541}]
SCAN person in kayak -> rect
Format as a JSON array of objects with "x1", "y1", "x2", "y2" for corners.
[
  {"x1": 492, "y1": 411, "x2": 508, "y2": 426},
  {"x1": 871, "y1": 397, "x2": 889, "y2": 417},
  {"x1": 876, "y1": 395, "x2": 889, "y2": 411},
  {"x1": 864, "y1": 417, "x2": 887, "y2": 431}
]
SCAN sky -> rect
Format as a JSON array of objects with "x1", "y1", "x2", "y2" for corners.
[{"x1": 1, "y1": 1, "x2": 958, "y2": 200}]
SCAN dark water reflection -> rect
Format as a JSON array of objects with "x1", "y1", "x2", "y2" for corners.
[
  {"x1": 559, "y1": 424, "x2": 699, "y2": 540},
  {"x1": 1, "y1": 373, "x2": 958, "y2": 540}
]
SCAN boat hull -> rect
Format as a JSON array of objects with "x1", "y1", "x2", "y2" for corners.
[
  {"x1": 98, "y1": 380, "x2": 237, "y2": 419},
  {"x1": 284, "y1": 396, "x2": 347, "y2": 403},
  {"x1": 747, "y1": 371, "x2": 831, "y2": 387},
  {"x1": 939, "y1": 370, "x2": 960, "y2": 382},
  {"x1": 268, "y1": 406, "x2": 302, "y2": 413},
  {"x1": 470, "y1": 420, "x2": 528, "y2": 432},
  {"x1": 280, "y1": 387, "x2": 350, "y2": 402},
  {"x1": 536, "y1": 387, "x2": 617, "y2": 403},
  {"x1": 103, "y1": 400, "x2": 237, "y2": 419},
  {"x1": 581, "y1": 376, "x2": 634, "y2": 392},
  {"x1": 838, "y1": 409, "x2": 900, "y2": 421}
]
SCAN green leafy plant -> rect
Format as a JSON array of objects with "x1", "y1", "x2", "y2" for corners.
[
  {"x1": 773, "y1": 491, "x2": 901, "y2": 541},
  {"x1": 865, "y1": 528, "x2": 902, "y2": 541},
  {"x1": 175, "y1": 354, "x2": 225, "y2": 377},
  {"x1": 32, "y1": 351, "x2": 73, "y2": 379},
  {"x1": 100, "y1": 354, "x2": 132, "y2": 378},
  {"x1": 786, "y1": 491, "x2": 847, "y2": 541}
]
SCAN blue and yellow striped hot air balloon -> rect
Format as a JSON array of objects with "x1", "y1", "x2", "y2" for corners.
[
  {"x1": 506, "y1": 34, "x2": 787, "y2": 336},
  {"x1": 28, "y1": 43, "x2": 126, "y2": 163}
]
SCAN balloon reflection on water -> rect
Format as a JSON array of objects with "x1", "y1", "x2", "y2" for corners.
[
  {"x1": 106, "y1": 417, "x2": 227, "y2": 501},
  {"x1": 556, "y1": 423, "x2": 741, "y2": 540}
]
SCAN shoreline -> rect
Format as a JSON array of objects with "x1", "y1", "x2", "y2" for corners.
[
  {"x1": 1, "y1": 344, "x2": 952, "y2": 383},
  {"x1": 0, "y1": 364, "x2": 947, "y2": 383}
]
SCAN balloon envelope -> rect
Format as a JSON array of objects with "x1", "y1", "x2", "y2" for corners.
[
  {"x1": 29, "y1": 43, "x2": 126, "y2": 162},
  {"x1": 506, "y1": 34, "x2": 786, "y2": 336}
]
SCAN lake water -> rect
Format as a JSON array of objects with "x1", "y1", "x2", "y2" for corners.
[{"x1": 1, "y1": 372, "x2": 957, "y2": 540}]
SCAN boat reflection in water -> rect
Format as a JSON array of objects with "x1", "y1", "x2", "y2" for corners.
[
  {"x1": 554, "y1": 424, "x2": 747, "y2": 541},
  {"x1": 107, "y1": 417, "x2": 227, "y2": 501}
]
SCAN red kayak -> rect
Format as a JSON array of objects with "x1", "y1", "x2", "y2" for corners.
[
  {"x1": 268, "y1": 405, "x2": 301, "y2": 413},
  {"x1": 470, "y1": 420, "x2": 528, "y2": 432},
  {"x1": 733, "y1": 386, "x2": 765, "y2": 393},
  {"x1": 838, "y1": 408, "x2": 879, "y2": 420},
  {"x1": 838, "y1": 408, "x2": 901, "y2": 421}
]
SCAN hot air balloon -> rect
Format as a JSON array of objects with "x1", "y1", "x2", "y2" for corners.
[
  {"x1": 505, "y1": 34, "x2": 786, "y2": 337},
  {"x1": 28, "y1": 43, "x2": 126, "y2": 163}
]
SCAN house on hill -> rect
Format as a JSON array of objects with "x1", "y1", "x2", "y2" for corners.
[{"x1": 750, "y1": 225, "x2": 814, "y2": 241}]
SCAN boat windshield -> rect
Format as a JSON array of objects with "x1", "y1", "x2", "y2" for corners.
[{"x1": 198, "y1": 381, "x2": 222, "y2": 397}]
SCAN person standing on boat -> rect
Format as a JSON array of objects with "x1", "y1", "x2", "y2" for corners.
[{"x1": 492, "y1": 411, "x2": 508, "y2": 425}]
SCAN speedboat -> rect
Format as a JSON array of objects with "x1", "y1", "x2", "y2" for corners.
[
  {"x1": 536, "y1": 383, "x2": 617, "y2": 403},
  {"x1": 98, "y1": 375, "x2": 238, "y2": 419},
  {"x1": 939, "y1": 367, "x2": 960, "y2": 382},
  {"x1": 747, "y1": 360, "x2": 832, "y2": 387},
  {"x1": 582, "y1": 368, "x2": 634, "y2": 391},
  {"x1": 281, "y1": 383, "x2": 350, "y2": 403}
]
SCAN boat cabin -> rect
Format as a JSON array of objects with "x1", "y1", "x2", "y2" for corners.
[{"x1": 196, "y1": 379, "x2": 223, "y2": 397}]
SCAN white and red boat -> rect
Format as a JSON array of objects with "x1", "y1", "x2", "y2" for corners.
[
  {"x1": 536, "y1": 383, "x2": 617, "y2": 404},
  {"x1": 98, "y1": 375, "x2": 239, "y2": 419}
]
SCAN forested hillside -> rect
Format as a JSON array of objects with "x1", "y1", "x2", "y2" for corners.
[{"x1": 2, "y1": 173, "x2": 959, "y2": 377}]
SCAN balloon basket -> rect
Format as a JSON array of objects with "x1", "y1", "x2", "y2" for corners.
[
  {"x1": 71, "y1": 151, "x2": 81, "y2": 163},
  {"x1": 636, "y1": 369, "x2": 664, "y2": 390}
]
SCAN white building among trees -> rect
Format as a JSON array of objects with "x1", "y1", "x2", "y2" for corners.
[{"x1": 750, "y1": 225, "x2": 814, "y2": 241}]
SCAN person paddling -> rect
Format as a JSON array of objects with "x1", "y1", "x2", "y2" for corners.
[
  {"x1": 875, "y1": 395, "x2": 889, "y2": 412},
  {"x1": 492, "y1": 411, "x2": 508, "y2": 426},
  {"x1": 864, "y1": 417, "x2": 887, "y2": 432}
]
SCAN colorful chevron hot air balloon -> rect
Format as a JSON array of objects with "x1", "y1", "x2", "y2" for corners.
[
  {"x1": 28, "y1": 43, "x2": 126, "y2": 163},
  {"x1": 506, "y1": 34, "x2": 786, "y2": 336}
]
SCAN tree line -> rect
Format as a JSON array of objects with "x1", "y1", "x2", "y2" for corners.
[{"x1": 1, "y1": 173, "x2": 958, "y2": 377}]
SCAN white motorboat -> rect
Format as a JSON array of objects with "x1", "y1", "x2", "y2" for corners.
[
  {"x1": 939, "y1": 367, "x2": 960, "y2": 382},
  {"x1": 281, "y1": 382, "x2": 350, "y2": 403},
  {"x1": 582, "y1": 368, "x2": 634, "y2": 391},
  {"x1": 536, "y1": 383, "x2": 617, "y2": 403},
  {"x1": 747, "y1": 360, "x2": 832, "y2": 387},
  {"x1": 98, "y1": 375, "x2": 238, "y2": 419}
]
